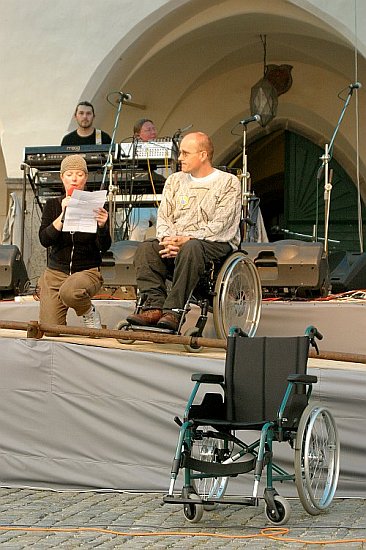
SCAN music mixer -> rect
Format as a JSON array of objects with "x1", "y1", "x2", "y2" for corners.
[{"x1": 117, "y1": 138, "x2": 176, "y2": 161}]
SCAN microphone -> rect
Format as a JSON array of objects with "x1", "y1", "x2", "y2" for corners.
[
  {"x1": 118, "y1": 91, "x2": 132, "y2": 101},
  {"x1": 61, "y1": 188, "x2": 74, "y2": 223},
  {"x1": 173, "y1": 123, "x2": 193, "y2": 139},
  {"x1": 349, "y1": 82, "x2": 362, "y2": 90},
  {"x1": 239, "y1": 114, "x2": 261, "y2": 125},
  {"x1": 271, "y1": 225, "x2": 282, "y2": 234}
]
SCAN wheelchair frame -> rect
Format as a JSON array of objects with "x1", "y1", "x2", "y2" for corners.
[
  {"x1": 116, "y1": 249, "x2": 262, "y2": 351},
  {"x1": 163, "y1": 326, "x2": 340, "y2": 525}
]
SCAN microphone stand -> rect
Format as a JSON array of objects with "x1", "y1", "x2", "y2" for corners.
[
  {"x1": 172, "y1": 124, "x2": 192, "y2": 171},
  {"x1": 19, "y1": 163, "x2": 30, "y2": 258},
  {"x1": 276, "y1": 227, "x2": 340, "y2": 244},
  {"x1": 101, "y1": 92, "x2": 129, "y2": 241},
  {"x1": 121, "y1": 137, "x2": 138, "y2": 241},
  {"x1": 105, "y1": 153, "x2": 117, "y2": 242},
  {"x1": 239, "y1": 123, "x2": 252, "y2": 242},
  {"x1": 320, "y1": 85, "x2": 357, "y2": 256},
  {"x1": 19, "y1": 163, "x2": 44, "y2": 258}
]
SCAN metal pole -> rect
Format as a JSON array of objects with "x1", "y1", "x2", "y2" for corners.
[{"x1": 0, "y1": 320, "x2": 228, "y2": 350}]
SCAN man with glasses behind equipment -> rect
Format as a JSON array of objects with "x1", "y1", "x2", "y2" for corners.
[
  {"x1": 128, "y1": 118, "x2": 160, "y2": 241},
  {"x1": 127, "y1": 131, "x2": 242, "y2": 331}
]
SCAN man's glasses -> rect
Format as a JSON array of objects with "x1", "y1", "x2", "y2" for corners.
[{"x1": 179, "y1": 150, "x2": 205, "y2": 158}]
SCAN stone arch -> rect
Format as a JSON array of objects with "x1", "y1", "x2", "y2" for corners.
[{"x1": 75, "y1": 0, "x2": 365, "y2": 192}]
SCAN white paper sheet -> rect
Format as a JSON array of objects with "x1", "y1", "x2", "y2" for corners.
[{"x1": 62, "y1": 190, "x2": 107, "y2": 233}]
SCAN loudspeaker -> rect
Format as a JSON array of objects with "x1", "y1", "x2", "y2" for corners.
[
  {"x1": 329, "y1": 252, "x2": 366, "y2": 293},
  {"x1": 101, "y1": 240, "x2": 138, "y2": 287},
  {"x1": 242, "y1": 240, "x2": 329, "y2": 297},
  {"x1": 0, "y1": 245, "x2": 29, "y2": 297}
]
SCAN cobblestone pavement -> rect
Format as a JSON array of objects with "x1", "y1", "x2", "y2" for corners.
[{"x1": 0, "y1": 489, "x2": 365, "y2": 548}]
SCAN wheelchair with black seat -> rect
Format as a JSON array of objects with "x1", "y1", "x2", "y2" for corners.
[
  {"x1": 115, "y1": 249, "x2": 262, "y2": 352},
  {"x1": 163, "y1": 326, "x2": 340, "y2": 525}
]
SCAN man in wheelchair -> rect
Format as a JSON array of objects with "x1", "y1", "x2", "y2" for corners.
[{"x1": 126, "y1": 131, "x2": 242, "y2": 332}]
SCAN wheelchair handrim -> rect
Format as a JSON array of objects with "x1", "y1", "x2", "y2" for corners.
[{"x1": 213, "y1": 252, "x2": 262, "y2": 339}]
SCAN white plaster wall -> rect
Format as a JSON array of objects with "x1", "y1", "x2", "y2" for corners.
[
  {"x1": 0, "y1": 0, "x2": 172, "y2": 177},
  {"x1": 292, "y1": 0, "x2": 366, "y2": 48},
  {"x1": 0, "y1": 0, "x2": 365, "y2": 178}
]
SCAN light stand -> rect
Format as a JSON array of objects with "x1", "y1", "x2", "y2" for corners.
[{"x1": 320, "y1": 83, "x2": 361, "y2": 255}]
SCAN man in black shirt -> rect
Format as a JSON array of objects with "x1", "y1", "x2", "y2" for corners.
[{"x1": 61, "y1": 101, "x2": 112, "y2": 145}]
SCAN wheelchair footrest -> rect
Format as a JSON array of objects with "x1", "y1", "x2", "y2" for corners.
[
  {"x1": 182, "y1": 454, "x2": 255, "y2": 475},
  {"x1": 128, "y1": 324, "x2": 175, "y2": 334},
  {"x1": 163, "y1": 495, "x2": 259, "y2": 507}
]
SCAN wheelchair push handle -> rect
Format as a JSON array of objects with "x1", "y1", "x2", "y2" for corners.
[
  {"x1": 305, "y1": 325, "x2": 323, "y2": 341},
  {"x1": 229, "y1": 326, "x2": 249, "y2": 337},
  {"x1": 305, "y1": 325, "x2": 323, "y2": 355}
]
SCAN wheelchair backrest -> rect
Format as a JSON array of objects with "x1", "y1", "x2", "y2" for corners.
[{"x1": 225, "y1": 333, "x2": 310, "y2": 423}]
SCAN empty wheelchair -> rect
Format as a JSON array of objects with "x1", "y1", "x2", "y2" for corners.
[
  {"x1": 116, "y1": 249, "x2": 262, "y2": 351},
  {"x1": 163, "y1": 326, "x2": 339, "y2": 524}
]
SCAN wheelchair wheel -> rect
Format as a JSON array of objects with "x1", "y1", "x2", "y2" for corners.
[
  {"x1": 294, "y1": 404, "x2": 340, "y2": 515},
  {"x1": 115, "y1": 320, "x2": 136, "y2": 345},
  {"x1": 265, "y1": 495, "x2": 291, "y2": 525},
  {"x1": 183, "y1": 493, "x2": 204, "y2": 523},
  {"x1": 191, "y1": 430, "x2": 230, "y2": 510},
  {"x1": 213, "y1": 251, "x2": 261, "y2": 340}
]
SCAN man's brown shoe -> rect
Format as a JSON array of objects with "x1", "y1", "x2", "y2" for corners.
[
  {"x1": 157, "y1": 311, "x2": 181, "y2": 331},
  {"x1": 126, "y1": 309, "x2": 163, "y2": 326}
]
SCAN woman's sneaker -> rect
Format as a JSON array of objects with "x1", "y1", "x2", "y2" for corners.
[{"x1": 82, "y1": 305, "x2": 102, "y2": 329}]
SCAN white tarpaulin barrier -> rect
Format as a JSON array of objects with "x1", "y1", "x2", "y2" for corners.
[{"x1": 0, "y1": 335, "x2": 364, "y2": 497}]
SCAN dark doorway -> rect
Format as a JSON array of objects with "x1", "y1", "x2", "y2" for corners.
[{"x1": 225, "y1": 130, "x2": 365, "y2": 254}]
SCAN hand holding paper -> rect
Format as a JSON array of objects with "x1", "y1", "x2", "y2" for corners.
[{"x1": 62, "y1": 190, "x2": 108, "y2": 233}]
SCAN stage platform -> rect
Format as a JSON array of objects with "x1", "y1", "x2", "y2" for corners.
[
  {"x1": 0, "y1": 296, "x2": 365, "y2": 354},
  {"x1": 0, "y1": 297, "x2": 365, "y2": 497}
]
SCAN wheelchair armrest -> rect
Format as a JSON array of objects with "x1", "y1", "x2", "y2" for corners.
[
  {"x1": 287, "y1": 373, "x2": 318, "y2": 384},
  {"x1": 191, "y1": 373, "x2": 224, "y2": 383}
]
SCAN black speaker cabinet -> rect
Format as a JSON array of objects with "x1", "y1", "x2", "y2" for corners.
[
  {"x1": 329, "y1": 252, "x2": 366, "y2": 293},
  {"x1": 0, "y1": 245, "x2": 29, "y2": 297},
  {"x1": 241, "y1": 240, "x2": 329, "y2": 298},
  {"x1": 101, "y1": 240, "x2": 138, "y2": 287}
]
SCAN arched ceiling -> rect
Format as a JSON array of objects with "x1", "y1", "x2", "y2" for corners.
[{"x1": 91, "y1": 0, "x2": 365, "y2": 185}]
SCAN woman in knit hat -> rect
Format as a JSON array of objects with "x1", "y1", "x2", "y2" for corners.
[{"x1": 38, "y1": 154, "x2": 111, "y2": 331}]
